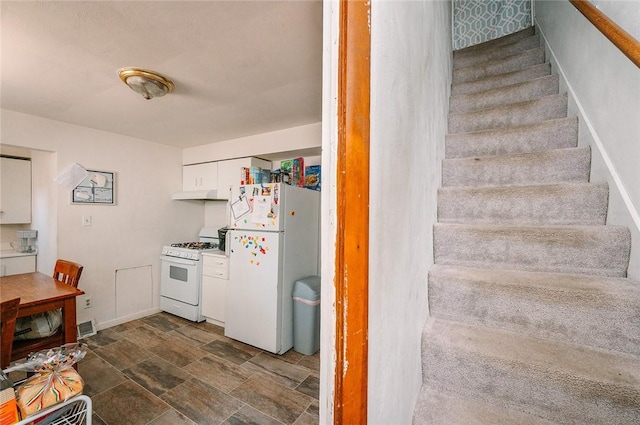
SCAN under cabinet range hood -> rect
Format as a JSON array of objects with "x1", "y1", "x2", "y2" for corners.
[{"x1": 171, "y1": 189, "x2": 221, "y2": 200}]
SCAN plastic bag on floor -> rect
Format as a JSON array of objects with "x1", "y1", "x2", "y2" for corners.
[{"x1": 7, "y1": 343, "x2": 87, "y2": 419}]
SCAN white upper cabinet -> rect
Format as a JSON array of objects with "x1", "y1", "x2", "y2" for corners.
[
  {"x1": 0, "y1": 157, "x2": 31, "y2": 224},
  {"x1": 179, "y1": 157, "x2": 271, "y2": 200},
  {"x1": 216, "y1": 157, "x2": 271, "y2": 200},
  {"x1": 182, "y1": 162, "x2": 218, "y2": 191}
]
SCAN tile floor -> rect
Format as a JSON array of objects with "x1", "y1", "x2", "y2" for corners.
[{"x1": 76, "y1": 312, "x2": 320, "y2": 425}]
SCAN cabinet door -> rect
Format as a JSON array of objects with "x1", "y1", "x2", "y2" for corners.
[
  {"x1": 0, "y1": 157, "x2": 31, "y2": 224},
  {"x1": 201, "y1": 275, "x2": 226, "y2": 323},
  {"x1": 0, "y1": 255, "x2": 36, "y2": 276},
  {"x1": 217, "y1": 158, "x2": 272, "y2": 200},
  {"x1": 216, "y1": 159, "x2": 246, "y2": 199},
  {"x1": 182, "y1": 162, "x2": 218, "y2": 191}
]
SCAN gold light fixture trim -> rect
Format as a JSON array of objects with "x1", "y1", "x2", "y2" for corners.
[{"x1": 118, "y1": 67, "x2": 175, "y2": 100}]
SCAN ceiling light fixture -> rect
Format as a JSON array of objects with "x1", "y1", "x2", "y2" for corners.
[{"x1": 118, "y1": 67, "x2": 174, "y2": 100}]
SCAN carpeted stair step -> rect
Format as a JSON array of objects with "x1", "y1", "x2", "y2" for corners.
[
  {"x1": 438, "y1": 182, "x2": 608, "y2": 225},
  {"x1": 454, "y1": 26, "x2": 536, "y2": 59},
  {"x1": 421, "y1": 318, "x2": 640, "y2": 424},
  {"x1": 453, "y1": 34, "x2": 541, "y2": 70},
  {"x1": 445, "y1": 117, "x2": 578, "y2": 159},
  {"x1": 442, "y1": 146, "x2": 590, "y2": 187},
  {"x1": 428, "y1": 265, "x2": 640, "y2": 356},
  {"x1": 452, "y1": 62, "x2": 552, "y2": 96},
  {"x1": 413, "y1": 386, "x2": 555, "y2": 425},
  {"x1": 449, "y1": 93, "x2": 567, "y2": 134},
  {"x1": 433, "y1": 223, "x2": 631, "y2": 277},
  {"x1": 415, "y1": 22, "x2": 640, "y2": 425},
  {"x1": 453, "y1": 47, "x2": 545, "y2": 84},
  {"x1": 450, "y1": 75, "x2": 559, "y2": 114}
]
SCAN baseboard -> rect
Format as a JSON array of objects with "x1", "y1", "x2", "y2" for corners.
[
  {"x1": 94, "y1": 307, "x2": 162, "y2": 332},
  {"x1": 205, "y1": 317, "x2": 225, "y2": 328},
  {"x1": 536, "y1": 21, "x2": 640, "y2": 279},
  {"x1": 535, "y1": 23, "x2": 640, "y2": 234}
]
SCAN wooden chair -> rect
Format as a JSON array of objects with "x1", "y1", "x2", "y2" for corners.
[
  {"x1": 12, "y1": 259, "x2": 83, "y2": 351},
  {"x1": 53, "y1": 259, "x2": 83, "y2": 288},
  {"x1": 1, "y1": 297, "x2": 21, "y2": 369}
]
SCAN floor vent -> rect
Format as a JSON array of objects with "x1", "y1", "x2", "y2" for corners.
[{"x1": 76, "y1": 318, "x2": 97, "y2": 339}]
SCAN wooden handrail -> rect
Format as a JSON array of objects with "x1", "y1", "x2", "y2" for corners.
[{"x1": 569, "y1": 0, "x2": 640, "y2": 68}]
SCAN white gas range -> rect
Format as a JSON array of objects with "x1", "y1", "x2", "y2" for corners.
[{"x1": 160, "y1": 227, "x2": 224, "y2": 322}]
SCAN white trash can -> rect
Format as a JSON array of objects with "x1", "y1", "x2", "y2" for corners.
[{"x1": 292, "y1": 276, "x2": 321, "y2": 355}]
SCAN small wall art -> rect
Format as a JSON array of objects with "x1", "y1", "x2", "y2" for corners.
[{"x1": 72, "y1": 170, "x2": 115, "y2": 205}]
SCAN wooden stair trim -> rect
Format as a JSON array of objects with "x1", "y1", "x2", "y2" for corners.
[{"x1": 334, "y1": 0, "x2": 371, "y2": 423}]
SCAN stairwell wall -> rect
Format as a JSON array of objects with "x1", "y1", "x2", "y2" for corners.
[
  {"x1": 368, "y1": 1, "x2": 451, "y2": 422},
  {"x1": 534, "y1": 1, "x2": 640, "y2": 279}
]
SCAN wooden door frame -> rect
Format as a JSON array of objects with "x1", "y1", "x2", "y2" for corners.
[{"x1": 334, "y1": 0, "x2": 371, "y2": 423}]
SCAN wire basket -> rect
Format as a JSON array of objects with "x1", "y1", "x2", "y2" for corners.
[{"x1": 14, "y1": 395, "x2": 92, "y2": 425}]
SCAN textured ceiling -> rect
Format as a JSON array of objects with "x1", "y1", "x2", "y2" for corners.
[{"x1": 1, "y1": 1, "x2": 323, "y2": 149}]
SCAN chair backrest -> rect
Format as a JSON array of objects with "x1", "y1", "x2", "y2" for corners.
[
  {"x1": 52, "y1": 259, "x2": 83, "y2": 288},
  {"x1": 1, "y1": 297, "x2": 20, "y2": 369}
]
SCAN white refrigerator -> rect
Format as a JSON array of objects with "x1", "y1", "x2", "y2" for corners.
[{"x1": 225, "y1": 183, "x2": 320, "y2": 354}]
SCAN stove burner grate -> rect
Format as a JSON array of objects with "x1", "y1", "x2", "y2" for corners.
[{"x1": 170, "y1": 242, "x2": 218, "y2": 250}]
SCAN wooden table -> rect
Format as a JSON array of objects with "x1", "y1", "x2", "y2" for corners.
[{"x1": 0, "y1": 272, "x2": 85, "y2": 362}]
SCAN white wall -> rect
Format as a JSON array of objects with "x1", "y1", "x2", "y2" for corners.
[
  {"x1": 1, "y1": 109, "x2": 204, "y2": 328},
  {"x1": 534, "y1": 1, "x2": 640, "y2": 279},
  {"x1": 30, "y1": 150, "x2": 57, "y2": 273},
  {"x1": 368, "y1": 0, "x2": 452, "y2": 423},
  {"x1": 182, "y1": 122, "x2": 321, "y2": 165},
  {"x1": 588, "y1": 0, "x2": 640, "y2": 40}
]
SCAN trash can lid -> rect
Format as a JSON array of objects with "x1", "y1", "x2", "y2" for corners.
[{"x1": 292, "y1": 276, "x2": 321, "y2": 301}]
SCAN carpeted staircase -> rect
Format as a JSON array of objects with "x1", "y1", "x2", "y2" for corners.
[{"x1": 413, "y1": 26, "x2": 640, "y2": 424}]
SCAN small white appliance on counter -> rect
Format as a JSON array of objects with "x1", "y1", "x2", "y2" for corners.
[
  {"x1": 1, "y1": 230, "x2": 38, "y2": 276},
  {"x1": 160, "y1": 227, "x2": 224, "y2": 322},
  {"x1": 12, "y1": 230, "x2": 37, "y2": 253},
  {"x1": 225, "y1": 183, "x2": 320, "y2": 354}
]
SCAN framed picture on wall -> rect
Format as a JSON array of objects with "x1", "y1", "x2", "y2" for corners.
[{"x1": 72, "y1": 170, "x2": 115, "y2": 205}]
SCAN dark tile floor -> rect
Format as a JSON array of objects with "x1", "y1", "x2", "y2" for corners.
[{"x1": 77, "y1": 312, "x2": 320, "y2": 425}]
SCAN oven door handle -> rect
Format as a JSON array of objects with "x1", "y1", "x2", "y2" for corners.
[{"x1": 160, "y1": 255, "x2": 198, "y2": 266}]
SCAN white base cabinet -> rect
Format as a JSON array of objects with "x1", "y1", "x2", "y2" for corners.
[
  {"x1": 0, "y1": 255, "x2": 36, "y2": 276},
  {"x1": 201, "y1": 253, "x2": 229, "y2": 325}
]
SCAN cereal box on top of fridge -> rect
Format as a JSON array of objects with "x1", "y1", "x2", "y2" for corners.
[
  {"x1": 304, "y1": 165, "x2": 321, "y2": 191},
  {"x1": 240, "y1": 167, "x2": 249, "y2": 185},
  {"x1": 280, "y1": 159, "x2": 293, "y2": 173},
  {"x1": 292, "y1": 157, "x2": 304, "y2": 187}
]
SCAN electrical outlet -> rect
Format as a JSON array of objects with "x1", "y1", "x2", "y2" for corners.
[{"x1": 84, "y1": 297, "x2": 92, "y2": 309}]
